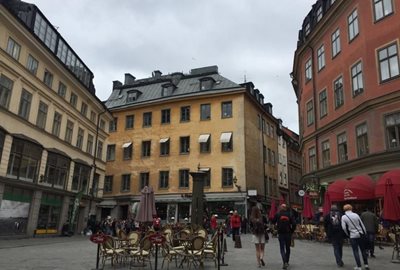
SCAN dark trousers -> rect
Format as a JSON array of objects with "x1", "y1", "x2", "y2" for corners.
[
  {"x1": 367, "y1": 232, "x2": 376, "y2": 256},
  {"x1": 350, "y1": 238, "x2": 368, "y2": 267},
  {"x1": 278, "y1": 233, "x2": 291, "y2": 264},
  {"x1": 331, "y1": 238, "x2": 344, "y2": 265},
  {"x1": 232, "y1": 227, "x2": 240, "y2": 242}
]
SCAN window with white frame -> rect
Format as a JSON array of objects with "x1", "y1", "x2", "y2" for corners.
[
  {"x1": 385, "y1": 112, "x2": 400, "y2": 149},
  {"x1": 86, "y1": 134, "x2": 94, "y2": 155},
  {"x1": 159, "y1": 171, "x2": 169, "y2": 188},
  {"x1": 0, "y1": 74, "x2": 13, "y2": 109},
  {"x1": 179, "y1": 169, "x2": 190, "y2": 188},
  {"x1": 305, "y1": 58, "x2": 312, "y2": 81},
  {"x1": 337, "y1": 133, "x2": 348, "y2": 162},
  {"x1": 331, "y1": 29, "x2": 341, "y2": 57},
  {"x1": 356, "y1": 123, "x2": 369, "y2": 157},
  {"x1": 348, "y1": 9, "x2": 359, "y2": 41},
  {"x1": 121, "y1": 174, "x2": 131, "y2": 192},
  {"x1": 317, "y1": 45, "x2": 325, "y2": 71},
  {"x1": 222, "y1": 168, "x2": 233, "y2": 187},
  {"x1": 43, "y1": 70, "x2": 53, "y2": 88},
  {"x1": 374, "y1": 0, "x2": 393, "y2": 21},
  {"x1": 76, "y1": 128, "x2": 84, "y2": 150},
  {"x1": 378, "y1": 43, "x2": 399, "y2": 82},
  {"x1": 52, "y1": 112, "x2": 62, "y2": 137},
  {"x1": 36, "y1": 101, "x2": 48, "y2": 130},
  {"x1": 18, "y1": 89, "x2": 32, "y2": 120},
  {"x1": 6, "y1": 38, "x2": 21, "y2": 60},
  {"x1": 317, "y1": 6, "x2": 323, "y2": 22},
  {"x1": 65, "y1": 120, "x2": 73, "y2": 143},
  {"x1": 142, "y1": 141, "x2": 151, "y2": 157},
  {"x1": 26, "y1": 54, "x2": 39, "y2": 75},
  {"x1": 104, "y1": 176, "x2": 113, "y2": 193},
  {"x1": 322, "y1": 140, "x2": 330, "y2": 168},
  {"x1": 58, "y1": 82, "x2": 67, "y2": 98},
  {"x1": 308, "y1": 147, "x2": 317, "y2": 172},
  {"x1": 106, "y1": 144, "x2": 116, "y2": 161},
  {"x1": 306, "y1": 100, "x2": 314, "y2": 125},
  {"x1": 319, "y1": 89, "x2": 327, "y2": 118},
  {"x1": 351, "y1": 61, "x2": 364, "y2": 95},
  {"x1": 334, "y1": 76, "x2": 344, "y2": 108}
]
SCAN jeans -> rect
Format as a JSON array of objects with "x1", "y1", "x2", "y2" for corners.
[
  {"x1": 350, "y1": 238, "x2": 368, "y2": 267},
  {"x1": 331, "y1": 238, "x2": 343, "y2": 265},
  {"x1": 232, "y1": 228, "x2": 240, "y2": 242},
  {"x1": 278, "y1": 233, "x2": 291, "y2": 264},
  {"x1": 367, "y1": 232, "x2": 376, "y2": 256}
]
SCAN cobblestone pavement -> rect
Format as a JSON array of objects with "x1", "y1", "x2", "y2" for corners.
[{"x1": 0, "y1": 233, "x2": 396, "y2": 270}]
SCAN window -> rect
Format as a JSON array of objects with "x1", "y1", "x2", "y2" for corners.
[
  {"x1": 351, "y1": 61, "x2": 364, "y2": 95},
  {"x1": 0, "y1": 74, "x2": 13, "y2": 109},
  {"x1": 52, "y1": 112, "x2": 62, "y2": 137},
  {"x1": 104, "y1": 176, "x2": 113, "y2": 193},
  {"x1": 18, "y1": 89, "x2": 32, "y2": 120},
  {"x1": 43, "y1": 70, "x2": 53, "y2": 88},
  {"x1": 262, "y1": 119, "x2": 266, "y2": 134},
  {"x1": 65, "y1": 120, "x2": 74, "y2": 143},
  {"x1": 140, "y1": 172, "x2": 149, "y2": 190},
  {"x1": 222, "y1": 168, "x2": 233, "y2": 187},
  {"x1": 356, "y1": 123, "x2": 369, "y2": 156},
  {"x1": 100, "y1": 119, "x2": 106, "y2": 131},
  {"x1": 378, "y1": 43, "x2": 399, "y2": 82},
  {"x1": 385, "y1": 112, "x2": 400, "y2": 149},
  {"x1": 7, "y1": 138, "x2": 42, "y2": 182},
  {"x1": 126, "y1": 91, "x2": 138, "y2": 103},
  {"x1": 126, "y1": 115, "x2": 134, "y2": 129},
  {"x1": 317, "y1": 45, "x2": 325, "y2": 71},
  {"x1": 90, "y1": 111, "x2": 96, "y2": 123},
  {"x1": 160, "y1": 138, "x2": 170, "y2": 156},
  {"x1": 121, "y1": 174, "x2": 131, "y2": 192},
  {"x1": 200, "y1": 78, "x2": 214, "y2": 90},
  {"x1": 162, "y1": 84, "x2": 175, "y2": 96},
  {"x1": 142, "y1": 141, "x2": 151, "y2": 157},
  {"x1": 308, "y1": 147, "x2": 317, "y2": 172},
  {"x1": 374, "y1": 0, "x2": 393, "y2": 21},
  {"x1": 331, "y1": 29, "x2": 341, "y2": 57},
  {"x1": 86, "y1": 134, "x2": 94, "y2": 155},
  {"x1": 34, "y1": 13, "x2": 57, "y2": 52},
  {"x1": 337, "y1": 133, "x2": 348, "y2": 162},
  {"x1": 106, "y1": 144, "x2": 116, "y2": 161},
  {"x1": 322, "y1": 140, "x2": 330, "y2": 168},
  {"x1": 203, "y1": 169, "x2": 211, "y2": 187},
  {"x1": 36, "y1": 101, "x2": 48, "y2": 130},
  {"x1": 334, "y1": 76, "x2": 344, "y2": 108},
  {"x1": 179, "y1": 169, "x2": 190, "y2": 188},
  {"x1": 161, "y1": 109, "x2": 171, "y2": 124},
  {"x1": 44, "y1": 152, "x2": 70, "y2": 188},
  {"x1": 180, "y1": 136, "x2": 190, "y2": 154},
  {"x1": 200, "y1": 104, "x2": 211, "y2": 120},
  {"x1": 96, "y1": 141, "x2": 103, "y2": 159},
  {"x1": 143, "y1": 112, "x2": 152, "y2": 127},
  {"x1": 306, "y1": 100, "x2": 314, "y2": 125},
  {"x1": 221, "y1": 101, "x2": 232, "y2": 118},
  {"x1": 180, "y1": 106, "x2": 190, "y2": 122},
  {"x1": 305, "y1": 58, "x2": 312, "y2": 81},
  {"x1": 76, "y1": 128, "x2": 84, "y2": 149},
  {"x1": 26, "y1": 55, "x2": 39, "y2": 75},
  {"x1": 159, "y1": 171, "x2": 169, "y2": 189},
  {"x1": 316, "y1": 6, "x2": 323, "y2": 22},
  {"x1": 70, "y1": 92, "x2": 77, "y2": 107},
  {"x1": 305, "y1": 23, "x2": 310, "y2": 36},
  {"x1": 220, "y1": 132, "x2": 233, "y2": 152},
  {"x1": 109, "y1": 117, "x2": 118, "y2": 132},
  {"x1": 58, "y1": 82, "x2": 67, "y2": 98},
  {"x1": 123, "y1": 142, "x2": 133, "y2": 160},
  {"x1": 199, "y1": 134, "x2": 211, "y2": 153},
  {"x1": 80, "y1": 102, "x2": 88, "y2": 117},
  {"x1": 348, "y1": 9, "x2": 359, "y2": 41},
  {"x1": 6, "y1": 38, "x2": 21, "y2": 60},
  {"x1": 319, "y1": 89, "x2": 327, "y2": 118}
]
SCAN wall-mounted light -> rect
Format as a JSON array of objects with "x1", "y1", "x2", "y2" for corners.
[{"x1": 233, "y1": 175, "x2": 242, "y2": 192}]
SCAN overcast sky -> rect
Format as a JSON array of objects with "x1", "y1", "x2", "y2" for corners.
[{"x1": 32, "y1": 0, "x2": 316, "y2": 133}]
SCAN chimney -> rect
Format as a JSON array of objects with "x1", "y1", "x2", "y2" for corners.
[
  {"x1": 112, "y1": 80, "x2": 122, "y2": 90},
  {"x1": 264, "y1": 103, "x2": 273, "y2": 115},
  {"x1": 171, "y1": 72, "x2": 183, "y2": 85},
  {"x1": 124, "y1": 73, "x2": 136, "y2": 85},
  {"x1": 152, "y1": 70, "x2": 162, "y2": 78}
]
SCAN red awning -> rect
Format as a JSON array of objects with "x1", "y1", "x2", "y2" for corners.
[
  {"x1": 327, "y1": 179, "x2": 348, "y2": 202},
  {"x1": 344, "y1": 175, "x2": 375, "y2": 201},
  {"x1": 375, "y1": 169, "x2": 400, "y2": 198}
]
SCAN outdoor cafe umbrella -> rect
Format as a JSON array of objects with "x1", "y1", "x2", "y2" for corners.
[
  {"x1": 302, "y1": 194, "x2": 314, "y2": 219},
  {"x1": 136, "y1": 186, "x2": 157, "y2": 223},
  {"x1": 383, "y1": 178, "x2": 400, "y2": 221},
  {"x1": 376, "y1": 169, "x2": 400, "y2": 198},
  {"x1": 323, "y1": 191, "x2": 332, "y2": 215},
  {"x1": 269, "y1": 200, "x2": 277, "y2": 220}
]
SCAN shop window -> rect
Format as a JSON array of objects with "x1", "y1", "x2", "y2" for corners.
[{"x1": 44, "y1": 152, "x2": 70, "y2": 188}]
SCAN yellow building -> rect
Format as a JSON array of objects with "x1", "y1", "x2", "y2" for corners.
[
  {"x1": 104, "y1": 66, "x2": 279, "y2": 221},
  {"x1": 0, "y1": 1, "x2": 112, "y2": 236}
]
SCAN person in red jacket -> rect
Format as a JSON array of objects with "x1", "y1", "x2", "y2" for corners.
[
  {"x1": 231, "y1": 210, "x2": 242, "y2": 242},
  {"x1": 210, "y1": 214, "x2": 218, "y2": 234}
]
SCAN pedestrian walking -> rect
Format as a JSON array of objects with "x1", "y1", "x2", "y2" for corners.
[
  {"x1": 272, "y1": 203, "x2": 296, "y2": 269},
  {"x1": 225, "y1": 211, "x2": 233, "y2": 237},
  {"x1": 341, "y1": 204, "x2": 369, "y2": 270},
  {"x1": 210, "y1": 214, "x2": 218, "y2": 235},
  {"x1": 250, "y1": 206, "x2": 266, "y2": 268},
  {"x1": 360, "y1": 208, "x2": 379, "y2": 258},
  {"x1": 324, "y1": 204, "x2": 345, "y2": 267}
]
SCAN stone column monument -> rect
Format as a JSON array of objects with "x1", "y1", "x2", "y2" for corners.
[{"x1": 189, "y1": 171, "x2": 206, "y2": 226}]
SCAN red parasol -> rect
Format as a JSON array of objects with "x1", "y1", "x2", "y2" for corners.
[
  {"x1": 344, "y1": 175, "x2": 375, "y2": 201},
  {"x1": 136, "y1": 186, "x2": 157, "y2": 223},
  {"x1": 375, "y1": 169, "x2": 400, "y2": 198},
  {"x1": 269, "y1": 200, "x2": 277, "y2": 220},
  {"x1": 302, "y1": 194, "x2": 314, "y2": 219},
  {"x1": 383, "y1": 178, "x2": 400, "y2": 221},
  {"x1": 327, "y1": 179, "x2": 348, "y2": 202},
  {"x1": 323, "y1": 192, "x2": 332, "y2": 215}
]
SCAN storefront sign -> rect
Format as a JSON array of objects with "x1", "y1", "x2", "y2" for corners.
[
  {"x1": 308, "y1": 191, "x2": 319, "y2": 198},
  {"x1": 90, "y1": 233, "x2": 107, "y2": 244},
  {"x1": 248, "y1": 190, "x2": 257, "y2": 196},
  {"x1": 298, "y1": 190, "x2": 305, "y2": 197}
]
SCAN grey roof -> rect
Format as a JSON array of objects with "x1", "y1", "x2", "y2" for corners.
[{"x1": 105, "y1": 67, "x2": 242, "y2": 110}]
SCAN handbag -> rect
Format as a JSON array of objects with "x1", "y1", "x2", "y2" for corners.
[{"x1": 264, "y1": 230, "x2": 270, "y2": 241}]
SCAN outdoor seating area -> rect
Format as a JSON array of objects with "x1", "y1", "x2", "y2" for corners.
[{"x1": 99, "y1": 225, "x2": 219, "y2": 269}]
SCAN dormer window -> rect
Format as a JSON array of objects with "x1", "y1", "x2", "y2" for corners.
[
  {"x1": 161, "y1": 83, "x2": 175, "y2": 97},
  {"x1": 199, "y1": 77, "x2": 215, "y2": 91},
  {"x1": 126, "y1": 90, "x2": 141, "y2": 103},
  {"x1": 305, "y1": 23, "x2": 311, "y2": 36}
]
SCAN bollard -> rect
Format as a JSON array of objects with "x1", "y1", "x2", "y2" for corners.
[
  {"x1": 217, "y1": 226, "x2": 228, "y2": 267},
  {"x1": 223, "y1": 238, "x2": 228, "y2": 252}
]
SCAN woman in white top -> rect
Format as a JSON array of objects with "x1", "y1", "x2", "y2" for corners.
[{"x1": 341, "y1": 204, "x2": 369, "y2": 270}]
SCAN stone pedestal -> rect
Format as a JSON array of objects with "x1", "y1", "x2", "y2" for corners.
[{"x1": 189, "y1": 171, "x2": 206, "y2": 226}]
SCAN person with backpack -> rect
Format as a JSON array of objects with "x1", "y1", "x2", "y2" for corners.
[
  {"x1": 324, "y1": 204, "x2": 345, "y2": 267},
  {"x1": 272, "y1": 204, "x2": 296, "y2": 269},
  {"x1": 250, "y1": 206, "x2": 266, "y2": 268}
]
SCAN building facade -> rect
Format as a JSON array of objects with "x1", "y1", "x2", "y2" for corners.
[
  {"x1": 292, "y1": 0, "x2": 400, "y2": 201},
  {"x1": 104, "y1": 66, "x2": 280, "y2": 222},
  {"x1": 0, "y1": 0, "x2": 112, "y2": 237}
]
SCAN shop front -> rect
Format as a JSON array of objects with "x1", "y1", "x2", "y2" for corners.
[{"x1": 36, "y1": 193, "x2": 63, "y2": 235}]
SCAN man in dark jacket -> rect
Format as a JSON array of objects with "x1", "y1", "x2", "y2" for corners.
[
  {"x1": 360, "y1": 208, "x2": 379, "y2": 258},
  {"x1": 273, "y1": 204, "x2": 296, "y2": 269},
  {"x1": 324, "y1": 205, "x2": 345, "y2": 267}
]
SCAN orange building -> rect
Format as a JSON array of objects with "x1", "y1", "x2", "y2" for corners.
[{"x1": 292, "y1": 0, "x2": 400, "y2": 200}]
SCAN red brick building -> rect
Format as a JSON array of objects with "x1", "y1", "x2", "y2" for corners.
[{"x1": 291, "y1": 0, "x2": 400, "y2": 193}]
